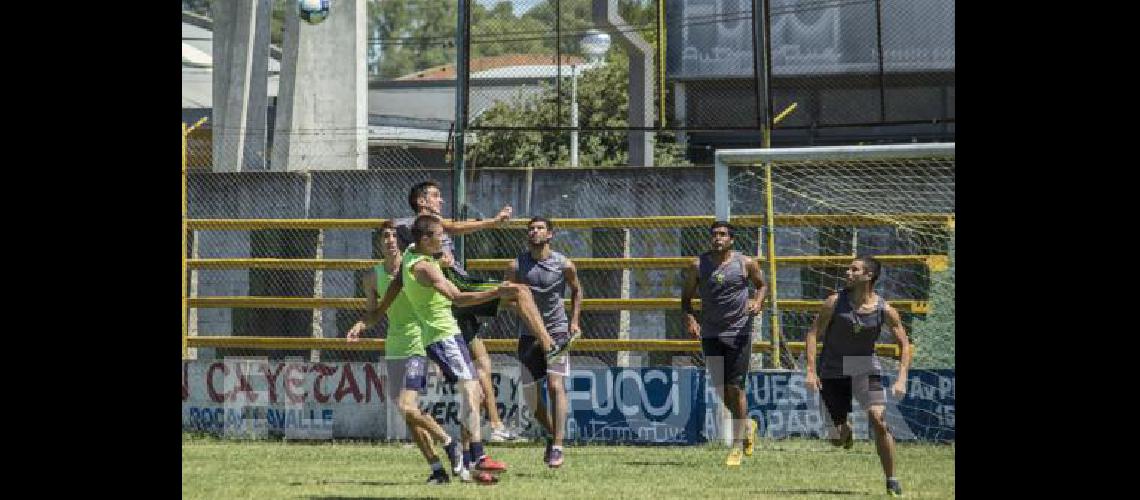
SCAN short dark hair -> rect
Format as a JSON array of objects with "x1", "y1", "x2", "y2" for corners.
[
  {"x1": 529, "y1": 216, "x2": 554, "y2": 232},
  {"x1": 411, "y1": 214, "x2": 442, "y2": 243},
  {"x1": 855, "y1": 255, "x2": 882, "y2": 285},
  {"x1": 710, "y1": 220, "x2": 735, "y2": 237},
  {"x1": 408, "y1": 180, "x2": 441, "y2": 213},
  {"x1": 379, "y1": 220, "x2": 396, "y2": 233}
]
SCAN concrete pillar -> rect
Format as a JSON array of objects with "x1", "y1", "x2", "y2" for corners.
[
  {"x1": 616, "y1": 229, "x2": 633, "y2": 367},
  {"x1": 273, "y1": 0, "x2": 368, "y2": 171},
  {"x1": 593, "y1": 0, "x2": 654, "y2": 167},
  {"x1": 211, "y1": 0, "x2": 272, "y2": 172}
]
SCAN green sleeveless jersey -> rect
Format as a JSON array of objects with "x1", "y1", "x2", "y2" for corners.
[{"x1": 375, "y1": 263, "x2": 424, "y2": 359}]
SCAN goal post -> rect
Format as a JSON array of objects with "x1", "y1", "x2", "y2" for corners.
[{"x1": 714, "y1": 143, "x2": 955, "y2": 370}]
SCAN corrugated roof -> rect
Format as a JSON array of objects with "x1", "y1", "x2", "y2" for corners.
[{"x1": 396, "y1": 54, "x2": 586, "y2": 81}]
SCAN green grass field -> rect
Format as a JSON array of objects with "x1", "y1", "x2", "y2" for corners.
[{"x1": 182, "y1": 433, "x2": 953, "y2": 499}]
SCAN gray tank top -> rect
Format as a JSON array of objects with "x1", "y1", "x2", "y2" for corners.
[
  {"x1": 697, "y1": 251, "x2": 753, "y2": 338},
  {"x1": 818, "y1": 289, "x2": 885, "y2": 378},
  {"x1": 515, "y1": 250, "x2": 569, "y2": 336},
  {"x1": 394, "y1": 215, "x2": 467, "y2": 276}
]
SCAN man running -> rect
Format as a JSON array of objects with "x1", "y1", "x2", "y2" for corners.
[
  {"x1": 804, "y1": 256, "x2": 911, "y2": 497},
  {"x1": 681, "y1": 221, "x2": 767, "y2": 467}
]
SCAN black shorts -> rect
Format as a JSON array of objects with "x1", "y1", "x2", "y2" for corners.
[
  {"x1": 443, "y1": 267, "x2": 501, "y2": 343},
  {"x1": 820, "y1": 374, "x2": 887, "y2": 426},
  {"x1": 517, "y1": 332, "x2": 572, "y2": 383},
  {"x1": 701, "y1": 335, "x2": 752, "y2": 389}
]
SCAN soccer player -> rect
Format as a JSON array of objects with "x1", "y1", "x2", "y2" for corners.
[
  {"x1": 804, "y1": 256, "x2": 911, "y2": 497},
  {"x1": 680, "y1": 221, "x2": 767, "y2": 467},
  {"x1": 505, "y1": 217, "x2": 582, "y2": 468},
  {"x1": 370, "y1": 215, "x2": 559, "y2": 483},
  {"x1": 346, "y1": 221, "x2": 462, "y2": 484},
  {"x1": 394, "y1": 180, "x2": 518, "y2": 442}
]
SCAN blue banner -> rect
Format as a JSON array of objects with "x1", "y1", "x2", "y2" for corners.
[
  {"x1": 564, "y1": 367, "x2": 705, "y2": 444},
  {"x1": 559, "y1": 367, "x2": 953, "y2": 444}
]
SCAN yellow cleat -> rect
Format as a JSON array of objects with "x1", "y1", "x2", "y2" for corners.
[
  {"x1": 725, "y1": 448, "x2": 743, "y2": 467},
  {"x1": 743, "y1": 419, "x2": 757, "y2": 456}
]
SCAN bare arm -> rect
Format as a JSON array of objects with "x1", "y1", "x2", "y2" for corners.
[
  {"x1": 884, "y1": 304, "x2": 912, "y2": 398},
  {"x1": 498, "y1": 259, "x2": 524, "y2": 315},
  {"x1": 348, "y1": 271, "x2": 402, "y2": 340},
  {"x1": 441, "y1": 205, "x2": 512, "y2": 236},
  {"x1": 564, "y1": 259, "x2": 584, "y2": 334},
  {"x1": 804, "y1": 294, "x2": 839, "y2": 391},
  {"x1": 373, "y1": 277, "x2": 403, "y2": 320},
  {"x1": 743, "y1": 256, "x2": 768, "y2": 315},
  {"x1": 360, "y1": 271, "x2": 382, "y2": 326},
  {"x1": 413, "y1": 260, "x2": 500, "y2": 306},
  {"x1": 680, "y1": 258, "x2": 701, "y2": 338}
]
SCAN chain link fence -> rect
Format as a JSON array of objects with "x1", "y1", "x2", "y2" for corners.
[
  {"x1": 184, "y1": 0, "x2": 954, "y2": 369},
  {"x1": 185, "y1": 151, "x2": 953, "y2": 371}
]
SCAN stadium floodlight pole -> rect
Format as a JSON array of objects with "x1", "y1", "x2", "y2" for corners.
[
  {"x1": 750, "y1": 0, "x2": 782, "y2": 368},
  {"x1": 874, "y1": 0, "x2": 887, "y2": 123},
  {"x1": 571, "y1": 64, "x2": 579, "y2": 167},
  {"x1": 453, "y1": 0, "x2": 471, "y2": 263},
  {"x1": 658, "y1": 0, "x2": 666, "y2": 128}
]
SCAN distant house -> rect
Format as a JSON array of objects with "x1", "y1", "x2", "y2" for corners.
[
  {"x1": 368, "y1": 53, "x2": 597, "y2": 168},
  {"x1": 371, "y1": 54, "x2": 593, "y2": 122}
]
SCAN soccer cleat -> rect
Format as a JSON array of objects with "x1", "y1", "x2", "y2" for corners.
[
  {"x1": 743, "y1": 418, "x2": 757, "y2": 456},
  {"x1": 473, "y1": 470, "x2": 499, "y2": 485},
  {"x1": 488, "y1": 425, "x2": 517, "y2": 443},
  {"x1": 543, "y1": 437, "x2": 554, "y2": 465},
  {"x1": 725, "y1": 448, "x2": 743, "y2": 467},
  {"x1": 886, "y1": 478, "x2": 903, "y2": 497},
  {"x1": 546, "y1": 331, "x2": 581, "y2": 362},
  {"x1": 444, "y1": 438, "x2": 464, "y2": 475},
  {"x1": 474, "y1": 455, "x2": 508, "y2": 472},
  {"x1": 426, "y1": 470, "x2": 450, "y2": 484},
  {"x1": 548, "y1": 447, "x2": 564, "y2": 468}
]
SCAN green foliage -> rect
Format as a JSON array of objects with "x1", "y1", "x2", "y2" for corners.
[{"x1": 469, "y1": 49, "x2": 687, "y2": 167}]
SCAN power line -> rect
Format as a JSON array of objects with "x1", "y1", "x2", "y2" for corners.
[{"x1": 366, "y1": 0, "x2": 875, "y2": 45}]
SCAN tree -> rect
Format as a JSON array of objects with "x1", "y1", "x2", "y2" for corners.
[{"x1": 468, "y1": 49, "x2": 687, "y2": 168}]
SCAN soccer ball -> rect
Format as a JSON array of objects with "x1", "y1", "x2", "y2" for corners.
[{"x1": 298, "y1": 0, "x2": 330, "y2": 25}]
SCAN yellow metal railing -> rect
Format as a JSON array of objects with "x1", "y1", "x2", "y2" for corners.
[
  {"x1": 185, "y1": 254, "x2": 949, "y2": 272},
  {"x1": 187, "y1": 297, "x2": 930, "y2": 314},
  {"x1": 183, "y1": 118, "x2": 207, "y2": 359},
  {"x1": 186, "y1": 214, "x2": 954, "y2": 231},
  {"x1": 185, "y1": 336, "x2": 904, "y2": 358}
]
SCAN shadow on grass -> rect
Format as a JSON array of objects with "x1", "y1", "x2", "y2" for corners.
[
  {"x1": 290, "y1": 480, "x2": 406, "y2": 487},
  {"x1": 307, "y1": 497, "x2": 459, "y2": 500},
  {"x1": 756, "y1": 488, "x2": 870, "y2": 496}
]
